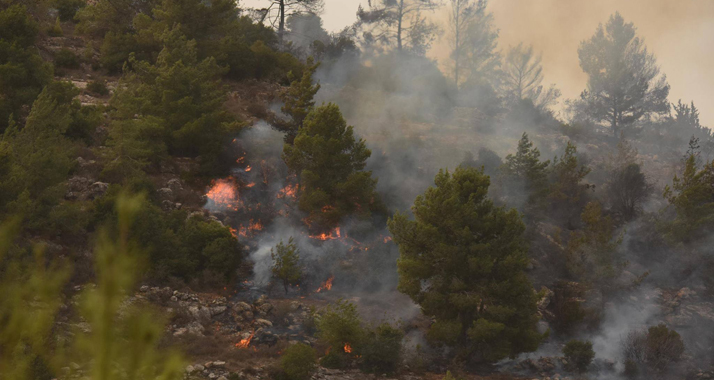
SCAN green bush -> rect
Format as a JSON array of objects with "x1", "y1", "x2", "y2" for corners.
[
  {"x1": 319, "y1": 350, "x2": 345, "y2": 369},
  {"x1": 563, "y1": 339, "x2": 594, "y2": 373},
  {"x1": 86, "y1": 80, "x2": 109, "y2": 96},
  {"x1": 54, "y1": 48, "x2": 80, "y2": 69},
  {"x1": 360, "y1": 323, "x2": 403, "y2": 374},
  {"x1": 53, "y1": 0, "x2": 86, "y2": 21},
  {"x1": 47, "y1": 17, "x2": 63, "y2": 36},
  {"x1": 316, "y1": 299, "x2": 364, "y2": 350},
  {"x1": 280, "y1": 343, "x2": 317, "y2": 380}
]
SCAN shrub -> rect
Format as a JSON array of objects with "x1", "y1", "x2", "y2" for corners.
[
  {"x1": 86, "y1": 80, "x2": 109, "y2": 96},
  {"x1": 645, "y1": 324, "x2": 684, "y2": 371},
  {"x1": 319, "y1": 350, "x2": 345, "y2": 369},
  {"x1": 360, "y1": 323, "x2": 404, "y2": 374},
  {"x1": 316, "y1": 299, "x2": 364, "y2": 350},
  {"x1": 280, "y1": 343, "x2": 316, "y2": 380},
  {"x1": 48, "y1": 17, "x2": 64, "y2": 36},
  {"x1": 53, "y1": 0, "x2": 86, "y2": 21},
  {"x1": 563, "y1": 339, "x2": 595, "y2": 373},
  {"x1": 621, "y1": 324, "x2": 685, "y2": 374},
  {"x1": 54, "y1": 48, "x2": 80, "y2": 69}
]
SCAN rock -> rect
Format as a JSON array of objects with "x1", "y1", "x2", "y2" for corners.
[
  {"x1": 233, "y1": 302, "x2": 251, "y2": 312},
  {"x1": 188, "y1": 305, "x2": 212, "y2": 324},
  {"x1": 243, "y1": 311, "x2": 254, "y2": 320},
  {"x1": 210, "y1": 306, "x2": 227, "y2": 316},
  {"x1": 212, "y1": 360, "x2": 226, "y2": 367},
  {"x1": 186, "y1": 321, "x2": 205, "y2": 336},
  {"x1": 194, "y1": 364, "x2": 205, "y2": 372},
  {"x1": 140, "y1": 285, "x2": 149, "y2": 292},
  {"x1": 157, "y1": 187, "x2": 174, "y2": 201},
  {"x1": 257, "y1": 303, "x2": 273, "y2": 315},
  {"x1": 255, "y1": 318, "x2": 273, "y2": 328},
  {"x1": 88, "y1": 182, "x2": 109, "y2": 199},
  {"x1": 208, "y1": 373, "x2": 217, "y2": 379},
  {"x1": 217, "y1": 376, "x2": 228, "y2": 380},
  {"x1": 185, "y1": 365, "x2": 195, "y2": 373},
  {"x1": 167, "y1": 178, "x2": 183, "y2": 192},
  {"x1": 170, "y1": 296, "x2": 178, "y2": 302}
]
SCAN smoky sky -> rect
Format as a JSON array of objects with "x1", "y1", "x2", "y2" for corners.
[{"x1": 244, "y1": 0, "x2": 714, "y2": 126}]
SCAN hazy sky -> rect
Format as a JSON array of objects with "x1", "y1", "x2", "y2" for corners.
[{"x1": 243, "y1": 0, "x2": 714, "y2": 126}]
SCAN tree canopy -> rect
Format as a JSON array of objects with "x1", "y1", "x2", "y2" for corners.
[{"x1": 388, "y1": 166, "x2": 544, "y2": 362}]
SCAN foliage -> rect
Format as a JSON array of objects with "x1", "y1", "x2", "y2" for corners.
[
  {"x1": 279, "y1": 343, "x2": 317, "y2": 380},
  {"x1": 621, "y1": 324, "x2": 685, "y2": 374},
  {"x1": 74, "y1": 194, "x2": 185, "y2": 380},
  {"x1": 0, "y1": 219, "x2": 69, "y2": 379},
  {"x1": 271, "y1": 237, "x2": 303, "y2": 294},
  {"x1": 316, "y1": 299, "x2": 364, "y2": 353},
  {"x1": 566, "y1": 202, "x2": 624, "y2": 286},
  {"x1": 86, "y1": 80, "x2": 109, "y2": 96},
  {"x1": 360, "y1": 323, "x2": 404, "y2": 374},
  {"x1": 0, "y1": 82, "x2": 81, "y2": 230},
  {"x1": 550, "y1": 281, "x2": 587, "y2": 334},
  {"x1": 388, "y1": 166, "x2": 544, "y2": 362},
  {"x1": 606, "y1": 163, "x2": 651, "y2": 221},
  {"x1": 500, "y1": 132, "x2": 550, "y2": 217},
  {"x1": 47, "y1": 16, "x2": 63, "y2": 36},
  {"x1": 501, "y1": 43, "x2": 560, "y2": 109},
  {"x1": 663, "y1": 154, "x2": 714, "y2": 242},
  {"x1": 54, "y1": 48, "x2": 80, "y2": 68},
  {"x1": 94, "y1": 186, "x2": 242, "y2": 283},
  {"x1": 283, "y1": 103, "x2": 382, "y2": 232},
  {"x1": 0, "y1": 4, "x2": 53, "y2": 132},
  {"x1": 452, "y1": 0, "x2": 500, "y2": 91},
  {"x1": 357, "y1": 0, "x2": 439, "y2": 53},
  {"x1": 53, "y1": 0, "x2": 86, "y2": 21},
  {"x1": 563, "y1": 339, "x2": 595, "y2": 373},
  {"x1": 107, "y1": 29, "x2": 242, "y2": 177},
  {"x1": 576, "y1": 12, "x2": 670, "y2": 138},
  {"x1": 279, "y1": 57, "x2": 320, "y2": 142},
  {"x1": 549, "y1": 141, "x2": 593, "y2": 228}
]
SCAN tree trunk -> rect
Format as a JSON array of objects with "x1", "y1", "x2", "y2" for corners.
[
  {"x1": 278, "y1": 0, "x2": 285, "y2": 44},
  {"x1": 283, "y1": 279, "x2": 289, "y2": 294},
  {"x1": 397, "y1": 0, "x2": 404, "y2": 51},
  {"x1": 453, "y1": 0, "x2": 460, "y2": 88}
]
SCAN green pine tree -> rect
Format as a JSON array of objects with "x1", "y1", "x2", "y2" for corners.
[
  {"x1": 388, "y1": 167, "x2": 545, "y2": 362},
  {"x1": 271, "y1": 237, "x2": 303, "y2": 294}
]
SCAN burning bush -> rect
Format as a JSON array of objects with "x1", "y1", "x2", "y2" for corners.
[
  {"x1": 283, "y1": 103, "x2": 384, "y2": 232},
  {"x1": 562, "y1": 339, "x2": 594, "y2": 373},
  {"x1": 359, "y1": 323, "x2": 404, "y2": 375},
  {"x1": 316, "y1": 299, "x2": 365, "y2": 367},
  {"x1": 277, "y1": 343, "x2": 317, "y2": 380}
]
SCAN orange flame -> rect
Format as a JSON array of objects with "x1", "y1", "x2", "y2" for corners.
[
  {"x1": 316, "y1": 275, "x2": 334, "y2": 293},
  {"x1": 383, "y1": 236, "x2": 392, "y2": 243},
  {"x1": 229, "y1": 227, "x2": 238, "y2": 238},
  {"x1": 321, "y1": 205, "x2": 335, "y2": 213},
  {"x1": 206, "y1": 178, "x2": 241, "y2": 210},
  {"x1": 309, "y1": 227, "x2": 341, "y2": 241},
  {"x1": 249, "y1": 219, "x2": 263, "y2": 231},
  {"x1": 235, "y1": 330, "x2": 255, "y2": 348},
  {"x1": 344, "y1": 343, "x2": 352, "y2": 353},
  {"x1": 277, "y1": 183, "x2": 299, "y2": 199},
  {"x1": 245, "y1": 182, "x2": 256, "y2": 188},
  {"x1": 245, "y1": 165, "x2": 252, "y2": 172}
]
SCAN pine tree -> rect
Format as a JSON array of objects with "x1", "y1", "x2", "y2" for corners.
[
  {"x1": 283, "y1": 103, "x2": 382, "y2": 231},
  {"x1": 576, "y1": 13, "x2": 670, "y2": 138},
  {"x1": 279, "y1": 57, "x2": 320, "y2": 143},
  {"x1": 388, "y1": 167, "x2": 544, "y2": 362},
  {"x1": 549, "y1": 141, "x2": 593, "y2": 228},
  {"x1": 271, "y1": 237, "x2": 303, "y2": 294}
]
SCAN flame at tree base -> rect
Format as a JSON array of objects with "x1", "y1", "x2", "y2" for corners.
[
  {"x1": 316, "y1": 275, "x2": 334, "y2": 293},
  {"x1": 235, "y1": 330, "x2": 255, "y2": 348}
]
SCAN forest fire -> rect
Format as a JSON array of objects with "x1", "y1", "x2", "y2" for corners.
[
  {"x1": 249, "y1": 219, "x2": 263, "y2": 231},
  {"x1": 383, "y1": 236, "x2": 392, "y2": 243},
  {"x1": 309, "y1": 227, "x2": 341, "y2": 241},
  {"x1": 316, "y1": 275, "x2": 334, "y2": 293},
  {"x1": 344, "y1": 343, "x2": 352, "y2": 353},
  {"x1": 206, "y1": 178, "x2": 241, "y2": 210},
  {"x1": 277, "y1": 183, "x2": 298, "y2": 199},
  {"x1": 235, "y1": 330, "x2": 255, "y2": 348}
]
